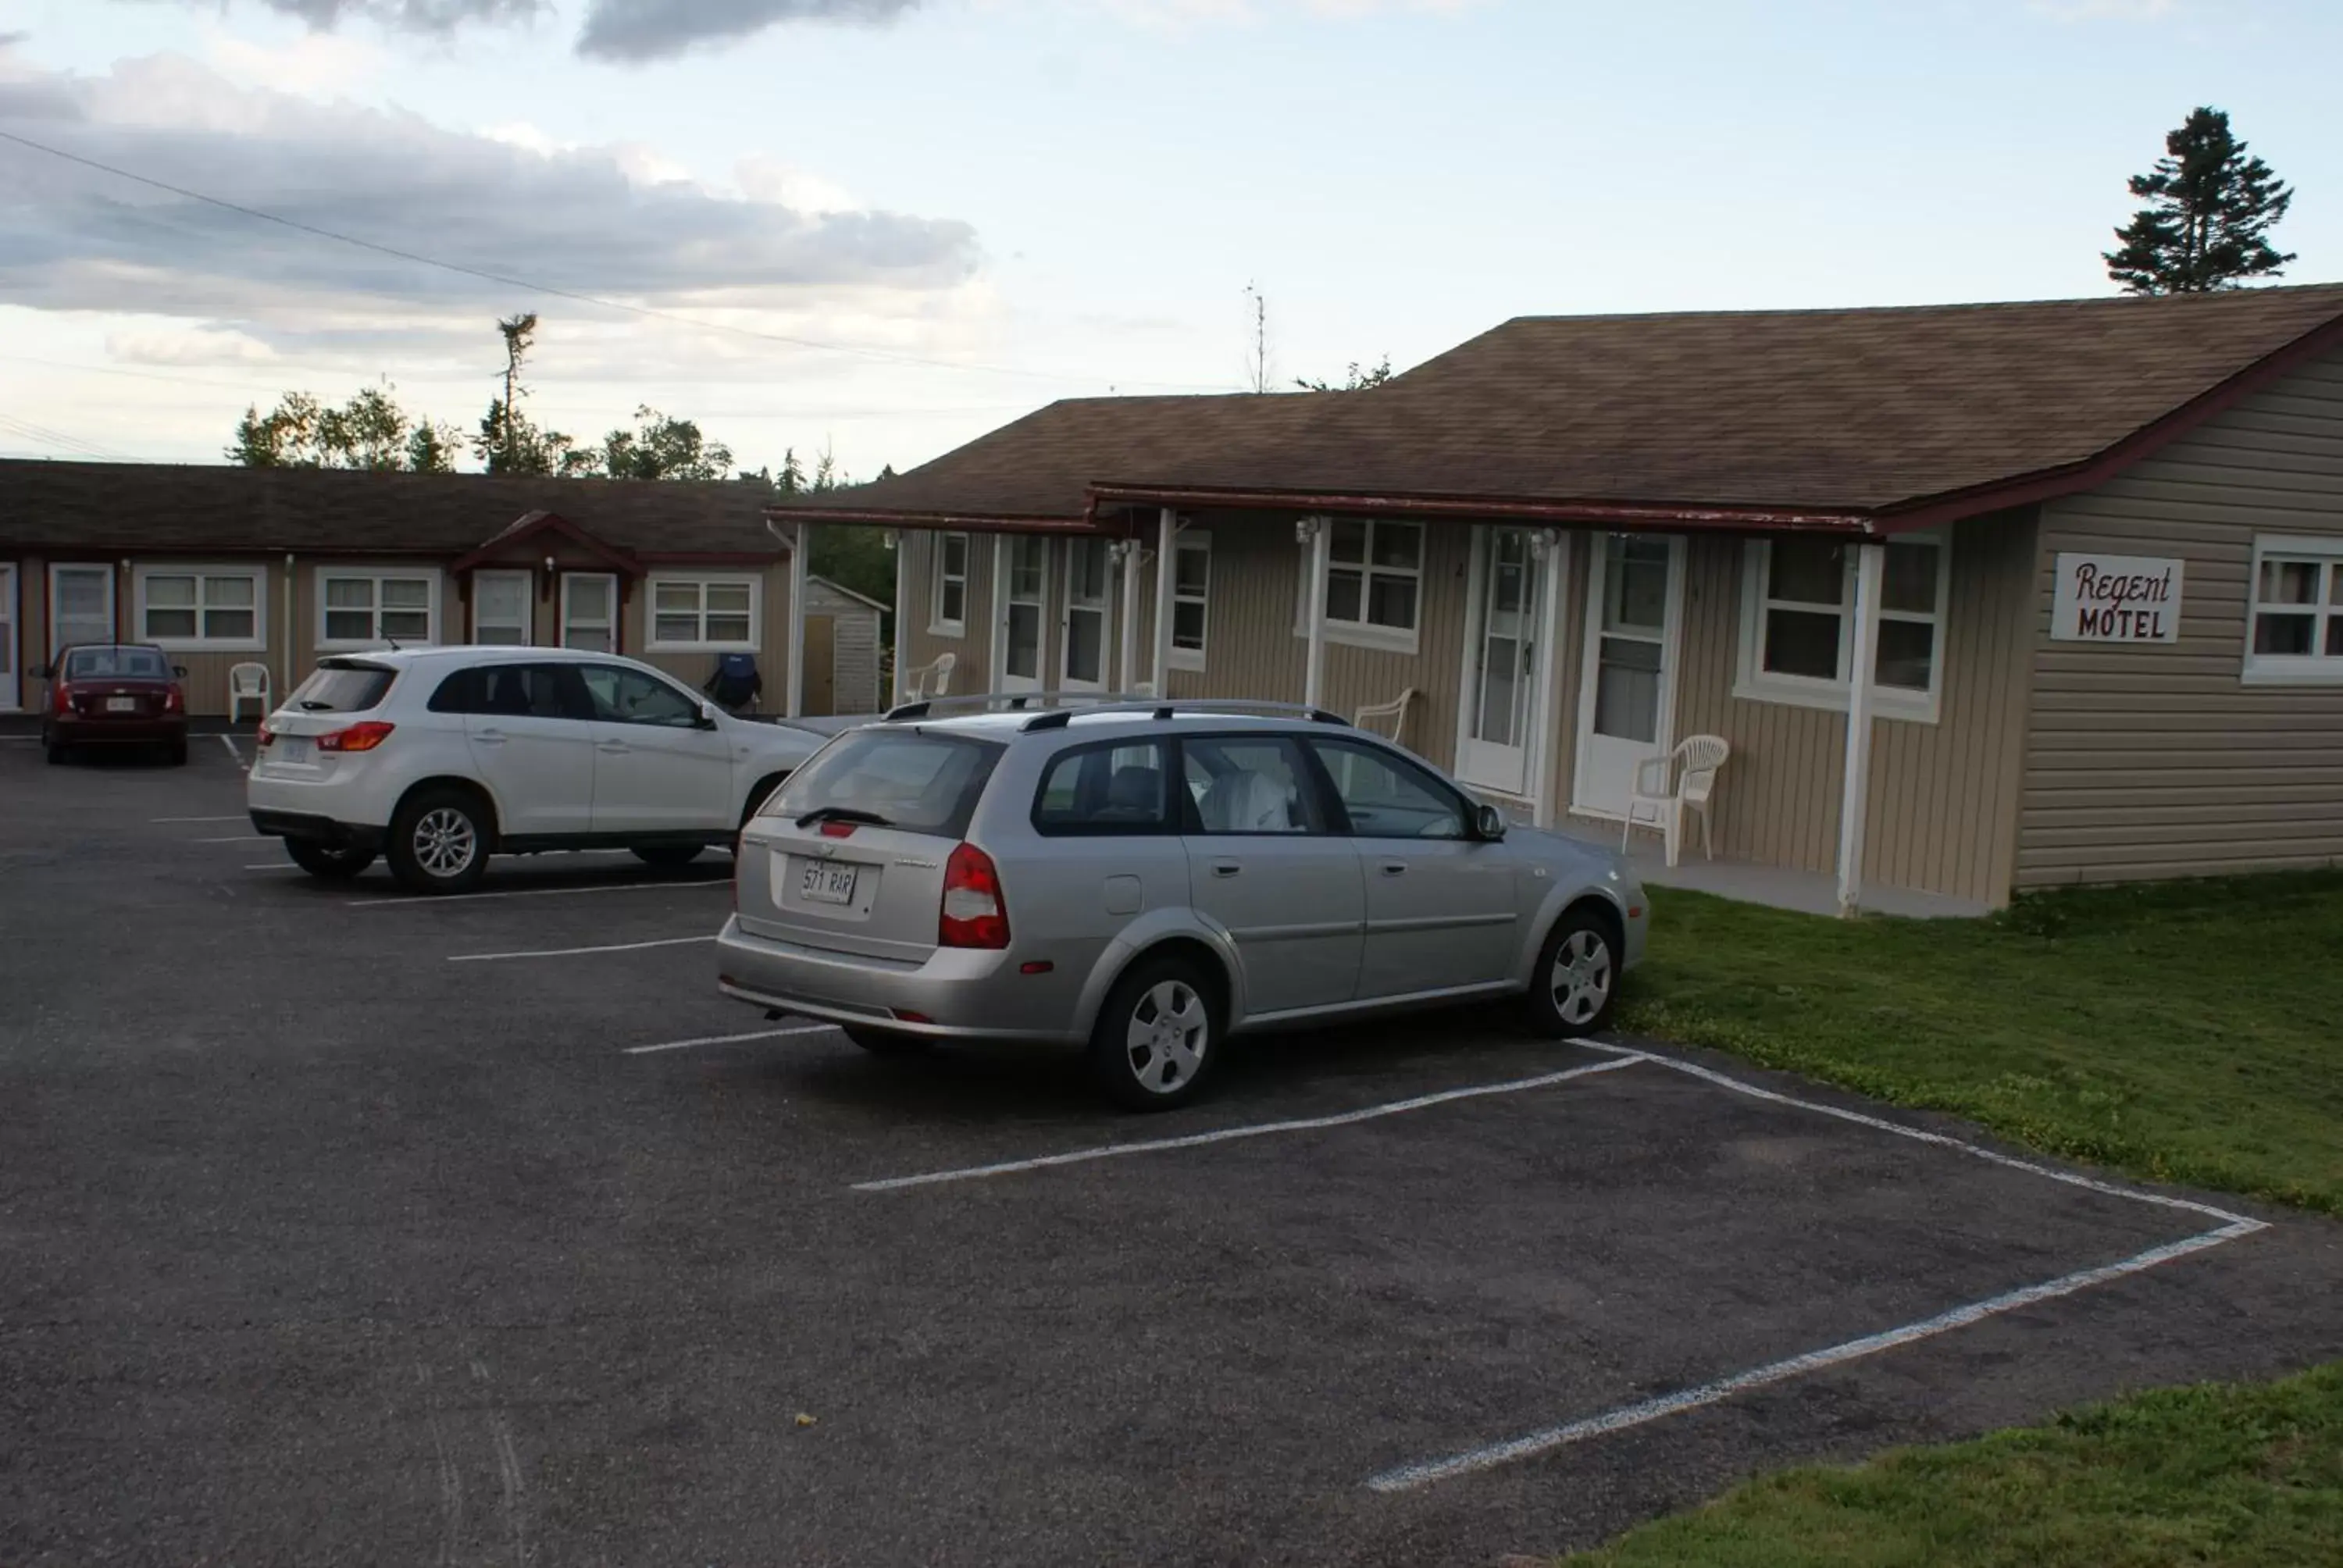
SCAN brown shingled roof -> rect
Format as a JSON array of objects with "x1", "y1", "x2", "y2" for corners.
[
  {"x1": 783, "y1": 284, "x2": 2343, "y2": 530},
  {"x1": 0, "y1": 461, "x2": 783, "y2": 557}
]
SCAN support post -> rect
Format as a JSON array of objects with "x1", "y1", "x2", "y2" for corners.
[
  {"x1": 1300, "y1": 515, "x2": 1331, "y2": 711},
  {"x1": 785, "y1": 522, "x2": 809, "y2": 719},
  {"x1": 1531, "y1": 529, "x2": 1568, "y2": 829},
  {"x1": 1117, "y1": 538, "x2": 1143, "y2": 696},
  {"x1": 1151, "y1": 507, "x2": 1178, "y2": 697},
  {"x1": 890, "y1": 529, "x2": 911, "y2": 704},
  {"x1": 1836, "y1": 540, "x2": 1884, "y2": 918}
]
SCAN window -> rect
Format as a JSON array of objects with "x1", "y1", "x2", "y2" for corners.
[
  {"x1": 1170, "y1": 533, "x2": 1211, "y2": 671},
  {"x1": 1310, "y1": 739, "x2": 1468, "y2": 840},
  {"x1": 319, "y1": 570, "x2": 437, "y2": 649},
  {"x1": 932, "y1": 532, "x2": 970, "y2": 635},
  {"x1": 1181, "y1": 736, "x2": 1322, "y2": 836},
  {"x1": 1733, "y1": 533, "x2": 1949, "y2": 720},
  {"x1": 577, "y1": 664, "x2": 703, "y2": 728},
  {"x1": 648, "y1": 573, "x2": 760, "y2": 650},
  {"x1": 137, "y1": 566, "x2": 263, "y2": 650},
  {"x1": 562, "y1": 572, "x2": 617, "y2": 653},
  {"x1": 428, "y1": 662, "x2": 586, "y2": 719},
  {"x1": 285, "y1": 659, "x2": 398, "y2": 714},
  {"x1": 64, "y1": 646, "x2": 171, "y2": 680},
  {"x1": 1000, "y1": 536, "x2": 1047, "y2": 682},
  {"x1": 763, "y1": 729, "x2": 1004, "y2": 839},
  {"x1": 472, "y1": 570, "x2": 532, "y2": 646},
  {"x1": 1032, "y1": 739, "x2": 1173, "y2": 835},
  {"x1": 1297, "y1": 519, "x2": 1424, "y2": 652},
  {"x1": 2244, "y1": 536, "x2": 2343, "y2": 685}
]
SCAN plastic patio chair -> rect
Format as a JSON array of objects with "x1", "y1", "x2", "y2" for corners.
[
  {"x1": 227, "y1": 662, "x2": 272, "y2": 725},
  {"x1": 899, "y1": 651, "x2": 957, "y2": 703},
  {"x1": 1353, "y1": 688, "x2": 1419, "y2": 750},
  {"x1": 1621, "y1": 734, "x2": 1731, "y2": 868}
]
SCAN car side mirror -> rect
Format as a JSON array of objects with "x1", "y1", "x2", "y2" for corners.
[
  {"x1": 697, "y1": 702, "x2": 723, "y2": 730},
  {"x1": 173, "y1": 665, "x2": 188, "y2": 679},
  {"x1": 1473, "y1": 804, "x2": 1507, "y2": 842}
]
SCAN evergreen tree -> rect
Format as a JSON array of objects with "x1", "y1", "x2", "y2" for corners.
[{"x1": 2106, "y1": 108, "x2": 2296, "y2": 295}]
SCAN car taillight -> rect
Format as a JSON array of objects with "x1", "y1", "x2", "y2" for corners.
[
  {"x1": 164, "y1": 684, "x2": 185, "y2": 714},
  {"x1": 317, "y1": 721, "x2": 395, "y2": 753},
  {"x1": 939, "y1": 842, "x2": 1010, "y2": 950},
  {"x1": 52, "y1": 681, "x2": 71, "y2": 714},
  {"x1": 256, "y1": 722, "x2": 276, "y2": 749}
]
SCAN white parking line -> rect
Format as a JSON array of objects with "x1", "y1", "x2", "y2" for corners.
[
  {"x1": 1364, "y1": 1218, "x2": 2263, "y2": 1494},
  {"x1": 192, "y1": 836, "x2": 266, "y2": 844},
  {"x1": 623, "y1": 1024, "x2": 838, "y2": 1056},
  {"x1": 448, "y1": 935, "x2": 719, "y2": 964},
  {"x1": 155, "y1": 814, "x2": 248, "y2": 824},
  {"x1": 1356, "y1": 1041, "x2": 2271, "y2": 1491},
  {"x1": 218, "y1": 734, "x2": 245, "y2": 768},
  {"x1": 851, "y1": 1053, "x2": 1650, "y2": 1193},
  {"x1": 351, "y1": 879, "x2": 729, "y2": 909}
]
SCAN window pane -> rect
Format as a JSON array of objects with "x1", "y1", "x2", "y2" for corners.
[
  {"x1": 1005, "y1": 602, "x2": 1041, "y2": 679},
  {"x1": 1768, "y1": 540, "x2": 1845, "y2": 607},
  {"x1": 589, "y1": 668, "x2": 696, "y2": 726},
  {"x1": 1313, "y1": 740, "x2": 1465, "y2": 840},
  {"x1": 383, "y1": 579, "x2": 431, "y2": 609},
  {"x1": 1367, "y1": 575, "x2": 1418, "y2": 630},
  {"x1": 1172, "y1": 601, "x2": 1206, "y2": 651},
  {"x1": 940, "y1": 580, "x2": 965, "y2": 625},
  {"x1": 566, "y1": 577, "x2": 611, "y2": 618},
  {"x1": 654, "y1": 583, "x2": 699, "y2": 611},
  {"x1": 2255, "y1": 613, "x2": 2316, "y2": 657},
  {"x1": 1325, "y1": 568, "x2": 1363, "y2": 623},
  {"x1": 1067, "y1": 608, "x2": 1104, "y2": 683},
  {"x1": 1185, "y1": 737, "x2": 1311, "y2": 835},
  {"x1": 654, "y1": 613, "x2": 701, "y2": 643},
  {"x1": 205, "y1": 576, "x2": 255, "y2": 608},
  {"x1": 1593, "y1": 636, "x2": 1663, "y2": 744},
  {"x1": 1606, "y1": 536, "x2": 1671, "y2": 633},
  {"x1": 2327, "y1": 618, "x2": 2342, "y2": 657},
  {"x1": 204, "y1": 608, "x2": 256, "y2": 641},
  {"x1": 2331, "y1": 566, "x2": 2342, "y2": 606},
  {"x1": 1370, "y1": 523, "x2": 1421, "y2": 571},
  {"x1": 707, "y1": 583, "x2": 752, "y2": 614},
  {"x1": 565, "y1": 627, "x2": 614, "y2": 654},
  {"x1": 1329, "y1": 520, "x2": 1368, "y2": 564},
  {"x1": 382, "y1": 610, "x2": 431, "y2": 640},
  {"x1": 476, "y1": 623, "x2": 530, "y2": 647},
  {"x1": 707, "y1": 613, "x2": 751, "y2": 643},
  {"x1": 1175, "y1": 544, "x2": 1209, "y2": 596},
  {"x1": 1071, "y1": 540, "x2": 1108, "y2": 601},
  {"x1": 147, "y1": 608, "x2": 198, "y2": 638},
  {"x1": 1033, "y1": 742, "x2": 1169, "y2": 833},
  {"x1": 1875, "y1": 618, "x2": 1935, "y2": 691},
  {"x1": 1882, "y1": 541, "x2": 1938, "y2": 615},
  {"x1": 145, "y1": 576, "x2": 197, "y2": 608},
  {"x1": 2260, "y1": 558, "x2": 2319, "y2": 606},
  {"x1": 325, "y1": 608, "x2": 373, "y2": 640},
  {"x1": 326, "y1": 579, "x2": 373, "y2": 609},
  {"x1": 1764, "y1": 607, "x2": 1842, "y2": 679},
  {"x1": 942, "y1": 536, "x2": 968, "y2": 577}
]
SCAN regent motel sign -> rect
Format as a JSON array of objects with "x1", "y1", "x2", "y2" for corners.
[{"x1": 2051, "y1": 552, "x2": 2184, "y2": 644}]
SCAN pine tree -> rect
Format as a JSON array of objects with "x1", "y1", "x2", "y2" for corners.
[{"x1": 2106, "y1": 108, "x2": 2295, "y2": 295}]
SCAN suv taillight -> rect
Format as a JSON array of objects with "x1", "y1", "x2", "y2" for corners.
[
  {"x1": 256, "y1": 722, "x2": 276, "y2": 749},
  {"x1": 317, "y1": 721, "x2": 395, "y2": 754},
  {"x1": 940, "y1": 842, "x2": 1010, "y2": 950}
]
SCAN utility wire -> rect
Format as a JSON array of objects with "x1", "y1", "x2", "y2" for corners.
[{"x1": 0, "y1": 127, "x2": 1229, "y2": 393}]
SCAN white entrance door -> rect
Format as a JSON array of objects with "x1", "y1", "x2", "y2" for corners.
[
  {"x1": 1060, "y1": 538, "x2": 1111, "y2": 695},
  {"x1": 473, "y1": 570, "x2": 533, "y2": 645},
  {"x1": 561, "y1": 572, "x2": 617, "y2": 653},
  {"x1": 49, "y1": 564, "x2": 115, "y2": 657},
  {"x1": 1456, "y1": 526, "x2": 1543, "y2": 797},
  {"x1": 997, "y1": 536, "x2": 1047, "y2": 693},
  {"x1": 1573, "y1": 533, "x2": 1684, "y2": 820},
  {"x1": 0, "y1": 564, "x2": 18, "y2": 709}
]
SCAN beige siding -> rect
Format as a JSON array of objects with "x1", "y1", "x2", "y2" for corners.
[
  {"x1": 2017, "y1": 351, "x2": 2343, "y2": 887},
  {"x1": 898, "y1": 529, "x2": 994, "y2": 694},
  {"x1": 632, "y1": 560, "x2": 794, "y2": 702}
]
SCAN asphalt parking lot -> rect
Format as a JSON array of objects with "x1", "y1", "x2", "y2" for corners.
[{"x1": 5, "y1": 734, "x2": 2341, "y2": 1566}]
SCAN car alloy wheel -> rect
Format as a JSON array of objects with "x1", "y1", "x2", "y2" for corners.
[
  {"x1": 412, "y1": 807, "x2": 479, "y2": 880},
  {"x1": 1125, "y1": 978, "x2": 1210, "y2": 1096},
  {"x1": 1549, "y1": 928, "x2": 1614, "y2": 1028}
]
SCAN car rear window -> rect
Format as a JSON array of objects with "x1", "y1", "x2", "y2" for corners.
[
  {"x1": 763, "y1": 729, "x2": 1002, "y2": 839},
  {"x1": 64, "y1": 647, "x2": 169, "y2": 679},
  {"x1": 288, "y1": 660, "x2": 398, "y2": 714}
]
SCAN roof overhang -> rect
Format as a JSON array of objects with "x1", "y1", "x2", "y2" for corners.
[
  {"x1": 765, "y1": 504, "x2": 1114, "y2": 536},
  {"x1": 1083, "y1": 485, "x2": 1878, "y2": 535}
]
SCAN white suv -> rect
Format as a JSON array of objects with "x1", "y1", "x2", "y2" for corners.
[{"x1": 248, "y1": 647, "x2": 825, "y2": 894}]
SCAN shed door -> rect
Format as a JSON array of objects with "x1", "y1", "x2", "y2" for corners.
[{"x1": 803, "y1": 614, "x2": 836, "y2": 717}]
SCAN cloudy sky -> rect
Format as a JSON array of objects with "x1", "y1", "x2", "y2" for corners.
[{"x1": 1, "y1": 0, "x2": 2338, "y2": 476}]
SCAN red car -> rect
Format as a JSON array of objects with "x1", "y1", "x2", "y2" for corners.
[{"x1": 37, "y1": 643, "x2": 191, "y2": 766}]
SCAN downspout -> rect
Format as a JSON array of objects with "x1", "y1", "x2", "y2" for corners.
[
  {"x1": 1299, "y1": 516, "x2": 1331, "y2": 710},
  {"x1": 1117, "y1": 536, "x2": 1143, "y2": 697},
  {"x1": 1836, "y1": 542, "x2": 1885, "y2": 918},
  {"x1": 766, "y1": 518, "x2": 808, "y2": 719}
]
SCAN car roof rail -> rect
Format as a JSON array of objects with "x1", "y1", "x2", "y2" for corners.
[{"x1": 882, "y1": 691, "x2": 1355, "y2": 730}]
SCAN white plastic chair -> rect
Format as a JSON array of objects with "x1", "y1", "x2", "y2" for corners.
[
  {"x1": 898, "y1": 651, "x2": 957, "y2": 703},
  {"x1": 228, "y1": 661, "x2": 272, "y2": 725},
  {"x1": 1621, "y1": 734, "x2": 1731, "y2": 868},
  {"x1": 1353, "y1": 687, "x2": 1418, "y2": 750}
]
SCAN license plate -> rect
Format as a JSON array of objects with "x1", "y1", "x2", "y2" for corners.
[
  {"x1": 276, "y1": 737, "x2": 314, "y2": 764},
  {"x1": 797, "y1": 860, "x2": 858, "y2": 905},
  {"x1": 105, "y1": 697, "x2": 137, "y2": 713}
]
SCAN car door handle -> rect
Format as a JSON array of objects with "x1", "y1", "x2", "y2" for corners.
[
  {"x1": 1380, "y1": 862, "x2": 1409, "y2": 876},
  {"x1": 597, "y1": 740, "x2": 632, "y2": 755},
  {"x1": 473, "y1": 729, "x2": 508, "y2": 746},
  {"x1": 1211, "y1": 862, "x2": 1241, "y2": 878}
]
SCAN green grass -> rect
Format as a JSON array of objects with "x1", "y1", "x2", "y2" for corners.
[
  {"x1": 1617, "y1": 869, "x2": 2343, "y2": 1215},
  {"x1": 1560, "y1": 1363, "x2": 2343, "y2": 1568}
]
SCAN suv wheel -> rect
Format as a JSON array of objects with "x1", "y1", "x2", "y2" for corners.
[
  {"x1": 287, "y1": 840, "x2": 377, "y2": 882},
  {"x1": 631, "y1": 845, "x2": 704, "y2": 869},
  {"x1": 1521, "y1": 906, "x2": 1621, "y2": 1039},
  {"x1": 1089, "y1": 953, "x2": 1223, "y2": 1112},
  {"x1": 387, "y1": 788, "x2": 492, "y2": 895}
]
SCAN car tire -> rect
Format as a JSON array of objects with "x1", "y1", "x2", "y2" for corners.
[
  {"x1": 386, "y1": 787, "x2": 493, "y2": 895},
  {"x1": 1089, "y1": 952, "x2": 1224, "y2": 1112},
  {"x1": 631, "y1": 845, "x2": 704, "y2": 869},
  {"x1": 166, "y1": 739, "x2": 189, "y2": 767},
  {"x1": 44, "y1": 740, "x2": 66, "y2": 766},
  {"x1": 1521, "y1": 904, "x2": 1622, "y2": 1039},
  {"x1": 287, "y1": 840, "x2": 377, "y2": 882},
  {"x1": 843, "y1": 1025, "x2": 933, "y2": 1058}
]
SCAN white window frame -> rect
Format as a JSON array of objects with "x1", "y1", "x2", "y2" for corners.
[
  {"x1": 560, "y1": 572, "x2": 619, "y2": 653},
  {"x1": 1168, "y1": 530, "x2": 1211, "y2": 672},
  {"x1": 1732, "y1": 531, "x2": 1950, "y2": 724},
  {"x1": 133, "y1": 563, "x2": 266, "y2": 652},
  {"x1": 1293, "y1": 518, "x2": 1425, "y2": 655},
  {"x1": 931, "y1": 531, "x2": 970, "y2": 637},
  {"x1": 645, "y1": 571, "x2": 762, "y2": 653},
  {"x1": 316, "y1": 567, "x2": 441, "y2": 651},
  {"x1": 470, "y1": 568, "x2": 534, "y2": 647},
  {"x1": 2241, "y1": 534, "x2": 2343, "y2": 686}
]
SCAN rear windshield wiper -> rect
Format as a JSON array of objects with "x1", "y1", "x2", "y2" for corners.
[
  {"x1": 795, "y1": 806, "x2": 892, "y2": 830},
  {"x1": 298, "y1": 700, "x2": 336, "y2": 710}
]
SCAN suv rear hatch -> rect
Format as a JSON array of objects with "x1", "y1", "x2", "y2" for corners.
[
  {"x1": 253, "y1": 659, "x2": 399, "y2": 779},
  {"x1": 736, "y1": 728, "x2": 1003, "y2": 964}
]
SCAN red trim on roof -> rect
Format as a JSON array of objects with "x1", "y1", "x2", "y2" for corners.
[
  {"x1": 451, "y1": 510, "x2": 640, "y2": 575},
  {"x1": 762, "y1": 505, "x2": 1110, "y2": 536},
  {"x1": 1083, "y1": 486, "x2": 1877, "y2": 534}
]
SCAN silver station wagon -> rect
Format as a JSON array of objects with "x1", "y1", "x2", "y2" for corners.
[{"x1": 717, "y1": 698, "x2": 1649, "y2": 1110}]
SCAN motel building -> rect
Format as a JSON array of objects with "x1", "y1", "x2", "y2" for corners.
[{"x1": 779, "y1": 285, "x2": 2343, "y2": 917}]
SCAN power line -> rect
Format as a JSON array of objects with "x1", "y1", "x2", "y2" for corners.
[
  {"x1": 0, "y1": 411, "x2": 139, "y2": 461},
  {"x1": 0, "y1": 127, "x2": 1230, "y2": 393}
]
